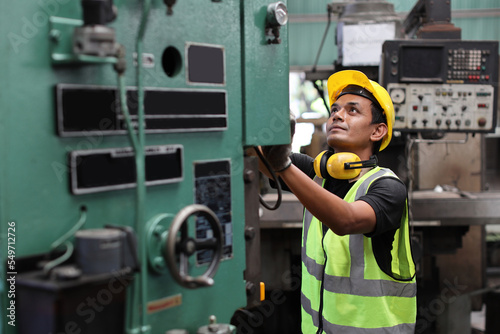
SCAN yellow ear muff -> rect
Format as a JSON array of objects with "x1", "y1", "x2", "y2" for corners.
[{"x1": 313, "y1": 151, "x2": 363, "y2": 180}]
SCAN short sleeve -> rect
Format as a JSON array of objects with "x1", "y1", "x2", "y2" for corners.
[{"x1": 358, "y1": 176, "x2": 407, "y2": 237}]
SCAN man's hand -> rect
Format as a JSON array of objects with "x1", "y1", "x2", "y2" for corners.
[
  {"x1": 261, "y1": 111, "x2": 296, "y2": 172},
  {"x1": 261, "y1": 144, "x2": 292, "y2": 172}
]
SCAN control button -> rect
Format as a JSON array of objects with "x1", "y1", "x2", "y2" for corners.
[
  {"x1": 465, "y1": 119, "x2": 471, "y2": 126},
  {"x1": 412, "y1": 105, "x2": 418, "y2": 111},
  {"x1": 455, "y1": 120, "x2": 461, "y2": 126},
  {"x1": 442, "y1": 106, "x2": 448, "y2": 112},
  {"x1": 462, "y1": 106, "x2": 467, "y2": 111},
  {"x1": 446, "y1": 119, "x2": 452, "y2": 126},
  {"x1": 423, "y1": 106, "x2": 428, "y2": 112},
  {"x1": 411, "y1": 119, "x2": 417, "y2": 125},
  {"x1": 436, "y1": 119, "x2": 442, "y2": 126},
  {"x1": 478, "y1": 117, "x2": 487, "y2": 127},
  {"x1": 422, "y1": 119, "x2": 428, "y2": 126}
]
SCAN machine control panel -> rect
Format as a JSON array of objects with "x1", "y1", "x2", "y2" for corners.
[
  {"x1": 382, "y1": 39, "x2": 499, "y2": 132},
  {"x1": 388, "y1": 83, "x2": 495, "y2": 131}
]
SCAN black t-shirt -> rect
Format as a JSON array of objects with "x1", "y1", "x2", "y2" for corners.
[{"x1": 274, "y1": 153, "x2": 409, "y2": 279}]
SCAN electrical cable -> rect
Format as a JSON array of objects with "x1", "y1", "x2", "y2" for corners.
[
  {"x1": 43, "y1": 241, "x2": 74, "y2": 275},
  {"x1": 50, "y1": 207, "x2": 87, "y2": 251},
  {"x1": 43, "y1": 208, "x2": 87, "y2": 275},
  {"x1": 254, "y1": 147, "x2": 283, "y2": 211},
  {"x1": 313, "y1": 80, "x2": 331, "y2": 114},
  {"x1": 310, "y1": 8, "x2": 333, "y2": 115},
  {"x1": 311, "y1": 9, "x2": 332, "y2": 74}
]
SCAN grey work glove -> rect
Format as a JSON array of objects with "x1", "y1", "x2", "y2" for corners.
[
  {"x1": 261, "y1": 144, "x2": 292, "y2": 172},
  {"x1": 261, "y1": 111, "x2": 296, "y2": 172}
]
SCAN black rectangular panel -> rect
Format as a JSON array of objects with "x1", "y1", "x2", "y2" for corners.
[
  {"x1": 70, "y1": 145, "x2": 183, "y2": 195},
  {"x1": 56, "y1": 84, "x2": 227, "y2": 136},
  {"x1": 187, "y1": 44, "x2": 225, "y2": 85}
]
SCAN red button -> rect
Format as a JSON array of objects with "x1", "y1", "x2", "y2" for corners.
[{"x1": 413, "y1": 105, "x2": 418, "y2": 111}]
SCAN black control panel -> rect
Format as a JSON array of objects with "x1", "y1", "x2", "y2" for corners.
[{"x1": 381, "y1": 39, "x2": 498, "y2": 132}]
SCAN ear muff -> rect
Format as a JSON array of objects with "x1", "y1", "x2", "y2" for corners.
[{"x1": 313, "y1": 151, "x2": 378, "y2": 180}]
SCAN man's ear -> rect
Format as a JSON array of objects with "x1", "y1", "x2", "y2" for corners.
[{"x1": 370, "y1": 123, "x2": 388, "y2": 143}]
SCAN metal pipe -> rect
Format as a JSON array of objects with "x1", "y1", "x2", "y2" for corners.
[{"x1": 135, "y1": 0, "x2": 152, "y2": 332}]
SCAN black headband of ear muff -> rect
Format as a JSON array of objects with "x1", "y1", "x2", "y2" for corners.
[
  {"x1": 336, "y1": 85, "x2": 383, "y2": 111},
  {"x1": 344, "y1": 155, "x2": 378, "y2": 170}
]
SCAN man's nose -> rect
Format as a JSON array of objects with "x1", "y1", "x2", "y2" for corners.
[{"x1": 332, "y1": 108, "x2": 345, "y2": 121}]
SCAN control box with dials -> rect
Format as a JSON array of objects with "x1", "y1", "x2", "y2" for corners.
[{"x1": 381, "y1": 40, "x2": 499, "y2": 133}]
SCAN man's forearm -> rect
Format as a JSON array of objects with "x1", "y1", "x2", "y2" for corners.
[{"x1": 278, "y1": 164, "x2": 376, "y2": 235}]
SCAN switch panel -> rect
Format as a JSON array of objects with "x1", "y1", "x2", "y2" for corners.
[{"x1": 389, "y1": 83, "x2": 495, "y2": 132}]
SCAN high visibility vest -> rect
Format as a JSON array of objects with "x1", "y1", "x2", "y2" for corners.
[{"x1": 301, "y1": 167, "x2": 416, "y2": 333}]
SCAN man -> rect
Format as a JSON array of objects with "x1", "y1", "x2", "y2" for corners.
[{"x1": 256, "y1": 70, "x2": 416, "y2": 333}]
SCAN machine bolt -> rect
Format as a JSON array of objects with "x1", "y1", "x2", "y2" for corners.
[
  {"x1": 164, "y1": 0, "x2": 176, "y2": 15},
  {"x1": 153, "y1": 225, "x2": 164, "y2": 237},
  {"x1": 243, "y1": 169, "x2": 255, "y2": 183},
  {"x1": 154, "y1": 257, "x2": 165, "y2": 269},
  {"x1": 49, "y1": 29, "x2": 61, "y2": 42},
  {"x1": 244, "y1": 227, "x2": 255, "y2": 240}
]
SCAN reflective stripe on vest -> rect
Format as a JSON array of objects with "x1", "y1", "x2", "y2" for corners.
[
  {"x1": 301, "y1": 167, "x2": 416, "y2": 333},
  {"x1": 302, "y1": 291, "x2": 416, "y2": 334}
]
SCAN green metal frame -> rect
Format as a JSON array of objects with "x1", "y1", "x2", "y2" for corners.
[{"x1": 0, "y1": 0, "x2": 289, "y2": 333}]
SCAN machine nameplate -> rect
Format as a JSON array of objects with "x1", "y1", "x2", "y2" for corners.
[
  {"x1": 56, "y1": 84, "x2": 227, "y2": 136},
  {"x1": 70, "y1": 145, "x2": 183, "y2": 195},
  {"x1": 194, "y1": 160, "x2": 233, "y2": 264}
]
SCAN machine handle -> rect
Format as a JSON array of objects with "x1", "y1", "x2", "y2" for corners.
[{"x1": 165, "y1": 204, "x2": 223, "y2": 289}]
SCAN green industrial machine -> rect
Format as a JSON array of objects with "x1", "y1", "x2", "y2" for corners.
[{"x1": 0, "y1": 1, "x2": 290, "y2": 333}]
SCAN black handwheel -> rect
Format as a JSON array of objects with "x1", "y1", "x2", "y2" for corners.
[{"x1": 165, "y1": 204, "x2": 223, "y2": 289}]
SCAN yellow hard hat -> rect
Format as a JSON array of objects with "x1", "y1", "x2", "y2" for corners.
[{"x1": 327, "y1": 70, "x2": 395, "y2": 151}]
